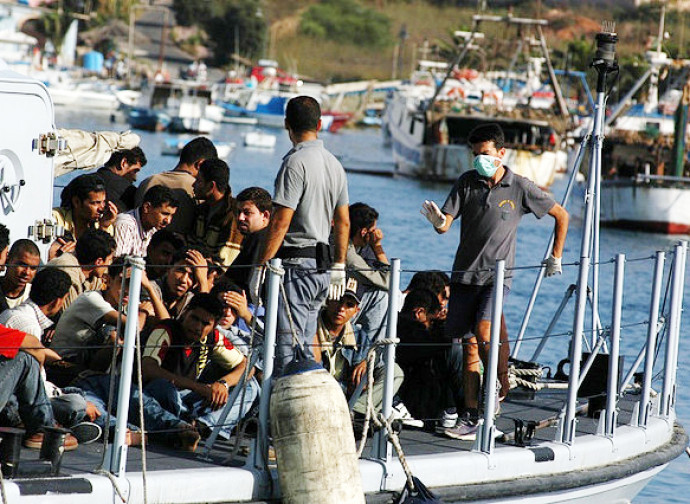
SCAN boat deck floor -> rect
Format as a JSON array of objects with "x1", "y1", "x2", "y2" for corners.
[{"x1": 13, "y1": 387, "x2": 641, "y2": 477}]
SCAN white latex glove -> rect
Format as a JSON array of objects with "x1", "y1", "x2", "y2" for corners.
[
  {"x1": 248, "y1": 265, "x2": 266, "y2": 305},
  {"x1": 420, "y1": 200, "x2": 446, "y2": 228},
  {"x1": 328, "y1": 263, "x2": 346, "y2": 300},
  {"x1": 544, "y1": 255, "x2": 562, "y2": 277}
]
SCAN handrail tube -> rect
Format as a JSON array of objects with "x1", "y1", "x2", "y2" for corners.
[
  {"x1": 254, "y1": 259, "x2": 281, "y2": 471},
  {"x1": 480, "y1": 260, "x2": 504, "y2": 454},
  {"x1": 562, "y1": 89, "x2": 605, "y2": 445},
  {"x1": 513, "y1": 132, "x2": 590, "y2": 359},
  {"x1": 669, "y1": 242, "x2": 687, "y2": 403},
  {"x1": 661, "y1": 245, "x2": 683, "y2": 416},
  {"x1": 109, "y1": 256, "x2": 145, "y2": 476},
  {"x1": 604, "y1": 254, "x2": 624, "y2": 437},
  {"x1": 374, "y1": 258, "x2": 401, "y2": 463},
  {"x1": 638, "y1": 251, "x2": 665, "y2": 427}
]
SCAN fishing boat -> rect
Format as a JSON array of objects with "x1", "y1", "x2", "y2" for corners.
[
  {"x1": 0, "y1": 28, "x2": 687, "y2": 504},
  {"x1": 121, "y1": 81, "x2": 223, "y2": 134},
  {"x1": 578, "y1": 7, "x2": 690, "y2": 234},
  {"x1": 382, "y1": 15, "x2": 571, "y2": 188}
]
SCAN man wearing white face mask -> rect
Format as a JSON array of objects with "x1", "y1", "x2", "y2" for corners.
[{"x1": 420, "y1": 123, "x2": 569, "y2": 440}]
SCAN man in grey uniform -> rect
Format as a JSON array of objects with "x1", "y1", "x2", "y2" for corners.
[
  {"x1": 250, "y1": 96, "x2": 350, "y2": 375},
  {"x1": 421, "y1": 123, "x2": 569, "y2": 439}
]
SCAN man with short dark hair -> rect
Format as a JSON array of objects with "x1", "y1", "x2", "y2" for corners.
[
  {"x1": 141, "y1": 293, "x2": 258, "y2": 448},
  {"x1": 422, "y1": 122, "x2": 569, "y2": 439},
  {"x1": 189, "y1": 158, "x2": 242, "y2": 267},
  {"x1": 346, "y1": 202, "x2": 390, "y2": 341},
  {"x1": 135, "y1": 137, "x2": 217, "y2": 235},
  {"x1": 315, "y1": 282, "x2": 403, "y2": 418},
  {"x1": 48, "y1": 228, "x2": 116, "y2": 312},
  {"x1": 146, "y1": 230, "x2": 184, "y2": 281},
  {"x1": 98, "y1": 147, "x2": 147, "y2": 211},
  {"x1": 114, "y1": 185, "x2": 179, "y2": 257},
  {"x1": 0, "y1": 268, "x2": 101, "y2": 443},
  {"x1": 53, "y1": 174, "x2": 118, "y2": 239},
  {"x1": 0, "y1": 240, "x2": 41, "y2": 313},
  {"x1": 251, "y1": 96, "x2": 350, "y2": 375},
  {"x1": 224, "y1": 187, "x2": 272, "y2": 292}
]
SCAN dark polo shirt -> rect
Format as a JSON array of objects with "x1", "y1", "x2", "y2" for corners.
[{"x1": 441, "y1": 167, "x2": 555, "y2": 287}]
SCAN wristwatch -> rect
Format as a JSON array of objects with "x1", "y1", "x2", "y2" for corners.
[{"x1": 217, "y1": 379, "x2": 230, "y2": 391}]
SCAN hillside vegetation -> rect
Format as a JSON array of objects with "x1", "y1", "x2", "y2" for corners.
[{"x1": 172, "y1": 0, "x2": 690, "y2": 88}]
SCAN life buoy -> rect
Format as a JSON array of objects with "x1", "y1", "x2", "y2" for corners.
[{"x1": 446, "y1": 87, "x2": 465, "y2": 99}]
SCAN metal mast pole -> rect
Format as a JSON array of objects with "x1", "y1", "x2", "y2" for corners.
[{"x1": 561, "y1": 25, "x2": 618, "y2": 446}]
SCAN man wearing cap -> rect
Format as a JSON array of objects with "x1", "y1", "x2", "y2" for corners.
[
  {"x1": 421, "y1": 123, "x2": 569, "y2": 440},
  {"x1": 250, "y1": 95, "x2": 349, "y2": 375},
  {"x1": 314, "y1": 280, "x2": 403, "y2": 417}
]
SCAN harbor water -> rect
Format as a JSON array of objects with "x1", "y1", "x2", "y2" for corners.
[{"x1": 54, "y1": 109, "x2": 690, "y2": 502}]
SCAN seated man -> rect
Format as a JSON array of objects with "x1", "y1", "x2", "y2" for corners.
[
  {"x1": 152, "y1": 247, "x2": 210, "y2": 318},
  {"x1": 114, "y1": 185, "x2": 179, "y2": 257},
  {"x1": 47, "y1": 228, "x2": 116, "y2": 314},
  {"x1": 0, "y1": 325, "x2": 78, "y2": 450},
  {"x1": 141, "y1": 293, "x2": 259, "y2": 445},
  {"x1": 51, "y1": 257, "x2": 167, "y2": 381},
  {"x1": 97, "y1": 147, "x2": 147, "y2": 212},
  {"x1": 0, "y1": 239, "x2": 40, "y2": 313},
  {"x1": 314, "y1": 281, "x2": 403, "y2": 420},
  {"x1": 211, "y1": 278, "x2": 264, "y2": 378},
  {"x1": 0, "y1": 268, "x2": 101, "y2": 442},
  {"x1": 346, "y1": 202, "x2": 390, "y2": 341},
  {"x1": 396, "y1": 289, "x2": 464, "y2": 433},
  {"x1": 145, "y1": 229, "x2": 184, "y2": 282},
  {"x1": 224, "y1": 186, "x2": 272, "y2": 293},
  {"x1": 50, "y1": 174, "x2": 118, "y2": 259}
]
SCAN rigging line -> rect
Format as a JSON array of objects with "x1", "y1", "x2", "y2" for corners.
[{"x1": 135, "y1": 319, "x2": 149, "y2": 504}]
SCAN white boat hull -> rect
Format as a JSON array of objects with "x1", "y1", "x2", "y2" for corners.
[{"x1": 597, "y1": 179, "x2": 690, "y2": 234}]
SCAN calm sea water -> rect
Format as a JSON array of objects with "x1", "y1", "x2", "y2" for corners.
[{"x1": 54, "y1": 109, "x2": 690, "y2": 502}]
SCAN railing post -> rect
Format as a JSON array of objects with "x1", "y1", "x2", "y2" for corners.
[
  {"x1": 254, "y1": 259, "x2": 281, "y2": 471},
  {"x1": 603, "y1": 254, "x2": 624, "y2": 437},
  {"x1": 479, "y1": 260, "x2": 504, "y2": 454},
  {"x1": 373, "y1": 258, "x2": 401, "y2": 463},
  {"x1": 109, "y1": 256, "x2": 145, "y2": 476},
  {"x1": 661, "y1": 244, "x2": 685, "y2": 417},
  {"x1": 639, "y1": 251, "x2": 665, "y2": 427}
]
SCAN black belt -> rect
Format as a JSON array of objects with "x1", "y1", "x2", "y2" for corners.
[{"x1": 276, "y1": 246, "x2": 317, "y2": 260}]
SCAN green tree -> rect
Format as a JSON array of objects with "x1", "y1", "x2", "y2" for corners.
[
  {"x1": 205, "y1": 0, "x2": 266, "y2": 66},
  {"x1": 300, "y1": 0, "x2": 391, "y2": 48}
]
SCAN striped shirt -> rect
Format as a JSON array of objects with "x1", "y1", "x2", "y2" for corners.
[{"x1": 114, "y1": 208, "x2": 156, "y2": 257}]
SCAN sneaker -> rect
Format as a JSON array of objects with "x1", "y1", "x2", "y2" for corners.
[
  {"x1": 23, "y1": 432, "x2": 79, "y2": 451},
  {"x1": 71, "y1": 422, "x2": 102, "y2": 445},
  {"x1": 443, "y1": 417, "x2": 479, "y2": 441},
  {"x1": 436, "y1": 410, "x2": 459, "y2": 433},
  {"x1": 391, "y1": 403, "x2": 424, "y2": 429}
]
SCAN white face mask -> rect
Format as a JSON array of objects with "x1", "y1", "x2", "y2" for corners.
[{"x1": 473, "y1": 155, "x2": 502, "y2": 178}]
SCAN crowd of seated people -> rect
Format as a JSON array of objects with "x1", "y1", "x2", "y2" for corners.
[{"x1": 0, "y1": 135, "x2": 514, "y2": 455}]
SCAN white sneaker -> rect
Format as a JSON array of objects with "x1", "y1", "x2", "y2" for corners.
[
  {"x1": 436, "y1": 410, "x2": 458, "y2": 432},
  {"x1": 391, "y1": 403, "x2": 424, "y2": 429}
]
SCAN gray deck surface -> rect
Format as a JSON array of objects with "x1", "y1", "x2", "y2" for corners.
[{"x1": 11, "y1": 385, "x2": 643, "y2": 479}]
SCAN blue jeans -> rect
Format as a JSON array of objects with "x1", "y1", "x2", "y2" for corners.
[
  {"x1": 275, "y1": 258, "x2": 329, "y2": 376},
  {"x1": 51, "y1": 390, "x2": 87, "y2": 428},
  {"x1": 0, "y1": 353, "x2": 54, "y2": 434},
  {"x1": 75, "y1": 374, "x2": 180, "y2": 435},
  {"x1": 143, "y1": 377, "x2": 260, "y2": 440}
]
